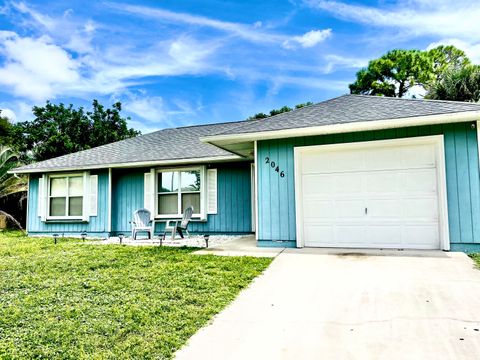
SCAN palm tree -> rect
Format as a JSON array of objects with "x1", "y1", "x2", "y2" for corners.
[
  {"x1": 0, "y1": 146, "x2": 27, "y2": 232},
  {"x1": 426, "y1": 65, "x2": 480, "y2": 102}
]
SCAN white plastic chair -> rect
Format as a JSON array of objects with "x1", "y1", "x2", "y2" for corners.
[
  {"x1": 164, "y1": 206, "x2": 194, "y2": 240},
  {"x1": 130, "y1": 208, "x2": 153, "y2": 240}
]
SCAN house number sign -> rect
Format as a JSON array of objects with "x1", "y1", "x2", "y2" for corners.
[{"x1": 264, "y1": 157, "x2": 285, "y2": 178}]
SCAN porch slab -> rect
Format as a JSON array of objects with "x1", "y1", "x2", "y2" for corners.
[{"x1": 194, "y1": 235, "x2": 284, "y2": 258}]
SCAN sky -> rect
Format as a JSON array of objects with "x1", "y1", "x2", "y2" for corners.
[{"x1": 0, "y1": 0, "x2": 479, "y2": 133}]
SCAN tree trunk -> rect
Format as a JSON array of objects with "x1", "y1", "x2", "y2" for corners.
[{"x1": 0, "y1": 210, "x2": 26, "y2": 234}]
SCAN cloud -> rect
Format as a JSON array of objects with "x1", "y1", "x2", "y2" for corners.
[
  {"x1": 322, "y1": 54, "x2": 368, "y2": 73},
  {"x1": 0, "y1": 32, "x2": 80, "y2": 101},
  {"x1": 0, "y1": 101, "x2": 33, "y2": 122},
  {"x1": 8, "y1": 1, "x2": 97, "y2": 55},
  {"x1": 106, "y1": 2, "x2": 331, "y2": 49},
  {"x1": 305, "y1": 0, "x2": 480, "y2": 39},
  {"x1": 0, "y1": 108, "x2": 16, "y2": 122},
  {"x1": 123, "y1": 93, "x2": 201, "y2": 130},
  {"x1": 283, "y1": 29, "x2": 332, "y2": 49}
]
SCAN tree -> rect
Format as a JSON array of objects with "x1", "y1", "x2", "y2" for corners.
[
  {"x1": 269, "y1": 105, "x2": 292, "y2": 116},
  {"x1": 12, "y1": 100, "x2": 140, "y2": 163},
  {"x1": 426, "y1": 65, "x2": 480, "y2": 102},
  {"x1": 349, "y1": 45, "x2": 471, "y2": 98},
  {"x1": 427, "y1": 45, "x2": 470, "y2": 82},
  {"x1": 247, "y1": 102, "x2": 313, "y2": 120},
  {"x1": 295, "y1": 102, "x2": 313, "y2": 109},
  {"x1": 0, "y1": 146, "x2": 27, "y2": 232},
  {"x1": 0, "y1": 111, "x2": 13, "y2": 146},
  {"x1": 349, "y1": 49, "x2": 433, "y2": 98}
]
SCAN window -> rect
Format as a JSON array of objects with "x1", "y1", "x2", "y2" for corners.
[
  {"x1": 157, "y1": 169, "x2": 201, "y2": 217},
  {"x1": 48, "y1": 175, "x2": 84, "y2": 218}
]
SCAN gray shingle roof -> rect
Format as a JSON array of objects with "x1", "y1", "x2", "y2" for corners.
[
  {"x1": 14, "y1": 121, "x2": 245, "y2": 173},
  {"x1": 210, "y1": 94, "x2": 480, "y2": 136},
  {"x1": 13, "y1": 94, "x2": 480, "y2": 173}
]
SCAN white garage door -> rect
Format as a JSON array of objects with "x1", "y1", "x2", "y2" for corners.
[{"x1": 295, "y1": 137, "x2": 447, "y2": 249}]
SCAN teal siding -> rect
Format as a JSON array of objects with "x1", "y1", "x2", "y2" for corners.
[
  {"x1": 27, "y1": 170, "x2": 109, "y2": 236},
  {"x1": 111, "y1": 168, "x2": 146, "y2": 235},
  {"x1": 111, "y1": 163, "x2": 252, "y2": 235},
  {"x1": 257, "y1": 122, "x2": 480, "y2": 249}
]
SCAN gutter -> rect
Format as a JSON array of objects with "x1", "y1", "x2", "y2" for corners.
[{"x1": 10, "y1": 155, "x2": 242, "y2": 175}]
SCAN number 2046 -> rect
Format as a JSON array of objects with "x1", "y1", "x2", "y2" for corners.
[{"x1": 264, "y1": 157, "x2": 285, "y2": 178}]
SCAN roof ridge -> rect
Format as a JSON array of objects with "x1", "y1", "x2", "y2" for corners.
[
  {"x1": 208, "y1": 94, "x2": 351, "y2": 136},
  {"x1": 350, "y1": 94, "x2": 480, "y2": 106}
]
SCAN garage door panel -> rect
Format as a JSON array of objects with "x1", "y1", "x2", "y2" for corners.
[
  {"x1": 367, "y1": 199, "x2": 402, "y2": 218},
  {"x1": 303, "y1": 200, "x2": 334, "y2": 219},
  {"x1": 403, "y1": 198, "x2": 439, "y2": 219},
  {"x1": 334, "y1": 200, "x2": 367, "y2": 219},
  {"x1": 335, "y1": 226, "x2": 368, "y2": 244},
  {"x1": 298, "y1": 139, "x2": 442, "y2": 249},
  {"x1": 302, "y1": 150, "x2": 364, "y2": 173},
  {"x1": 365, "y1": 172, "x2": 400, "y2": 193},
  {"x1": 334, "y1": 173, "x2": 364, "y2": 194},
  {"x1": 304, "y1": 225, "x2": 335, "y2": 246},
  {"x1": 402, "y1": 169, "x2": 437, "y2": 193},
  {"x1": 400, "y1": 144, "x2": 436, "y2": 168},
  {"x1": 363, "y1": 147, "x2": 400, "y2": 170},
  {"x1": 365, "y1": 225, "x2": 402, "y2": 245},
  {"x1": 402, "y1": 225, "x2": 439, "y2": 248},
  {"x1": 302, "y1": 175, "x2": 333, "y2": 194}
]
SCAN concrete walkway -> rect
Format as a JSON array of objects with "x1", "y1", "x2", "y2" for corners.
[{"x1": 176, "y1": 249, "x2": 480, "y2": 360}]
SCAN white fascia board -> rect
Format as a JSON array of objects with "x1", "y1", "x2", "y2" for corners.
[
  {"x1": 10, "y1": 155, "x2": 242, "y2": 174},
  {"x1": 201, "y1": 111, "x2": 480, "y2": 145}
]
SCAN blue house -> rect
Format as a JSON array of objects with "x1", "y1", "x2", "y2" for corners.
[{"x1": 13, "y1": 95, "x2": 480, "y2": 252}]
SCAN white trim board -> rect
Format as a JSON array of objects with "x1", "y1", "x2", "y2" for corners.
[
  {"x1": 294, "y1": 135, "x2": 450, "y2": 250},
  {"x1": 107, "y1": 168, "x2": 112, "y2": 233},
  {"x1": 254, "y1": 141, "x2": 259, "y2": 239},
  {"x1": 11, "y1": 155, "x2": 242, "y2": 174}
]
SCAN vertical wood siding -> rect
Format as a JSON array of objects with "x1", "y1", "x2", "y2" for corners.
[
  {"x1": 111, "y1": 168, "x2": 146, "y2": 235},
  {"x1": 27, "y1": 170, "x2": 109, "y2": 235},
  {"x1": 257, "y1": 122, "x2": 480, "y2": 248},
  {"x1": 110, "y1": 163, "x2": 252, "y2": 234}
]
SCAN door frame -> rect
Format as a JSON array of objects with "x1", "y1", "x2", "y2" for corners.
[{"x1": 293, "y1": 135, "x2": 450, "y2": 250}]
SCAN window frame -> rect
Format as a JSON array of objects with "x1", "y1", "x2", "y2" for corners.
[
  {"x1": 46, "y1": 172, "x2": 86, "y2": 220},
  {"x1": 155, "y1": 166, "x2": 205, "y2": 219}
]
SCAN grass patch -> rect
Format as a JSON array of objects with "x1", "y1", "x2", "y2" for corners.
[
  {"x1": 470, "y1": 253, "x2": 480, "y2": 268},
  {"x1": 0, "y1": 232, "x2": 272, "y2": 359}
]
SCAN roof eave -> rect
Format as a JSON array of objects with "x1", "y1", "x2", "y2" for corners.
[
  {"x1": 10, "y1": 154, "x2": 243, "y2": 175},
  {"x1": 201, "y1": 111, "x2": 480, "y2": 146}
]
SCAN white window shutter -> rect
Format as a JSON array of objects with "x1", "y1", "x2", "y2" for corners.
[
  {"x1": 207, "y1": 169, "x2": 217, "y2": 214},
  {"x1": 89, "y1": 175, "x2": 98, "y2": 216},
  {"x1": 82, "y1": 172, "x2": 90, "y2": 221},
  {"x1": 38, "y1": 175, "x2": 47, "y2": 221},
  {"x1": 144, "y1": 170, "x2": 155, "y2": 219}
]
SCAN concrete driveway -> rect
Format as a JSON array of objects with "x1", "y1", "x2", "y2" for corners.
[{"x1": 176, "y1": 248, "x2": 480, "y2": 360}]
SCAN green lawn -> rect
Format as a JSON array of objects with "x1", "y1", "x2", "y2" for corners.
[
  {"x1": 471, "y1": 254, "x2": 480, "y2": 268},
  {"x1": 0, "y1": 232, "x2": 272, "y2": 359}
]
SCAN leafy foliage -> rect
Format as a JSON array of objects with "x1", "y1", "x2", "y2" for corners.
[
  {"x1": 349, "y1": 49, "x2": 433, "y2": 98},
  {"x1": 0, "y1": 111, "x2": 13, "y2": 146},
  {"x1": 247, "y1": 101, "x2": 313, "y2": 120},
  {"x1": 427, "y1": 45, "x2": 470, "y2": 81},
  {"x1": 349, "y1": 45, "x2": 472, "y2": 98},
  {"x1": 0, "y1": 232, "x2": 272, "y2": 359},
  {"x1": 0, "y1": 146, "x2": 27, "y2": 231},
  {"x1": 0, "y1": 146, "x2": 26, "y2": 199},
  {"x1": 426, "y1": 65, "x2": 480, "y2": 102},
  {"x1": 12, "y1": 100, "x2": 140, "y2": 163}
]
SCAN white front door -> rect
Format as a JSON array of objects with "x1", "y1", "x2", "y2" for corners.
[{"x1": 295, "y1": 136, "x2": 449, "y2": 249}]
